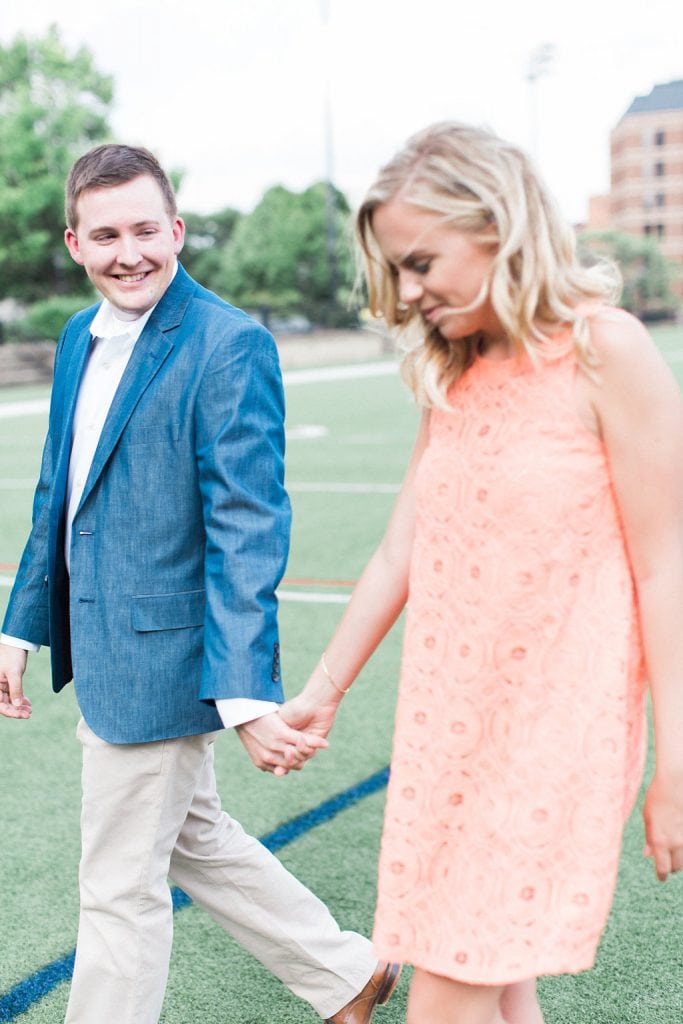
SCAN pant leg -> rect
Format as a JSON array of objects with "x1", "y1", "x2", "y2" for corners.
[
  {"x1": 169, "y1": 744, "x2": 375, "y2": 1020},
  {"x1": 65, "y1": 719, "x2": 218, "y2": 1024},
  {"x1": 66, "y1": 719, "x2": 375, "y2": 1024}
]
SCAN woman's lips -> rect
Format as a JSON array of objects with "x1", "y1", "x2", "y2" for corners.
[{"x1": 422, "y1": 304, "x2": 445, "y2": 322}]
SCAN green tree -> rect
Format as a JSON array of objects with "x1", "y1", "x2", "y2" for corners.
[
  {"x1": 0, "y1": 25, "x2": 113, "y2": 303},
  {"x1": 221, "y1": 181, "x2": 356, "y2": 327},
  {"x1": 578, "y1": 230, "x2": 679, "y2": 319},
  {"x1": 180, "y1": 207, "x2": 242, "y2": 296}
]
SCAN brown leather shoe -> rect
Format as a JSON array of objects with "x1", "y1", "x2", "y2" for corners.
[{"x1": 325, "y1": 961, "x2": 402, "y2": 1023}]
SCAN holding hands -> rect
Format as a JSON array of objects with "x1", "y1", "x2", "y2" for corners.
[
  {"x1": 237, "y1": 656, "x2": 347, "y2": 777},
  {"x1": 236, "y1": 711, "x2": 329, "y2": 777}
]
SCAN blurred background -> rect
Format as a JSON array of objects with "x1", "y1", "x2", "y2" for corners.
[{"x1": 1, "y1": 0, "x2": 682, "y2": 363}]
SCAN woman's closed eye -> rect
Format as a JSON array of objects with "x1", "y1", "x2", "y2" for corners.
[{"x1": 404, "y1": 255, "x2": 432, "y2": 275}]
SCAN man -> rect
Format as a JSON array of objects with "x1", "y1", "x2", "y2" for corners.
[{"x1": 0, "y1": 145, "x2": 399, "y2": 1024}]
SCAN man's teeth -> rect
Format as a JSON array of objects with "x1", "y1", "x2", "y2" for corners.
[{"x1": 118, "y1": 273, "x2": 147, "y2": 283}]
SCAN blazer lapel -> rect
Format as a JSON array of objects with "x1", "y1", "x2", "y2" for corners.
[
  {"x1": 51, "y1": 324, "x2": 95, "y2": 516},
  {"x1": 74, "y1": 264, "x2": 196, "y2": 514},
  {"x1": 76, "y1": 327, "x2": 174, "y2": 513}
]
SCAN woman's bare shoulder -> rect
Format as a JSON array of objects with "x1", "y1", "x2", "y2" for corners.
[
  {"x1": 584, "y1": 305, "x2": 652, "y2": 354},
  {"x1": 580, "y1": 306, "x2": 681, "y2": 413}
]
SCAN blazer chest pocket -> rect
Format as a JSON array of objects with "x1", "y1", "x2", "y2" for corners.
[
  {"x1": 120, "y1": 422, "x2": 181, "y2": 447},
  {"x1": 131, "y1": 589, "x2": 206, "y2": 632}
]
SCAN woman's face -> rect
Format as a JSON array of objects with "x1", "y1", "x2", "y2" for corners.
[{"x1": 371, "y1": 199, "x2": 505, "y2": 344}]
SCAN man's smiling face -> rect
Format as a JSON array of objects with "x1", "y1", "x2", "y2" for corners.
[{"x1": 64, "y1": 174, "x2": 185, "y2": 316}]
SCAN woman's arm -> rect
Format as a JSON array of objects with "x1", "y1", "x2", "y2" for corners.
[
  {"x1": 581, "y1": 308, "x2": 683, "y2": 881},
  {"x1": 281, "y1": 409, "x2": 432, "y2": 738}
]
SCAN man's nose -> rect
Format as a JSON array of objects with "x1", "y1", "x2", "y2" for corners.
[
  {"x1": 116, "y1": 236, "x2": 143, "y2": 267},
  {"x1": 398, "y1": 272, "x2": 423, "y2": 305}
]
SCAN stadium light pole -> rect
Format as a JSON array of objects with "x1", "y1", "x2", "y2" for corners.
[
  {"x1": 320, "y1": 0, "x2": 338, "y2": 314},
  {"x1": 527, "y1": 43, "x2": 555, "y2": 159}
]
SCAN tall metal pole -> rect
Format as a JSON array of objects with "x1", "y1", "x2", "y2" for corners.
[
  {"x1": 526, "y1": 44, "x2": 555, "y2": 160},
  {"x1": 320, "y1": 0, "x2": 338, "y2": 314}
]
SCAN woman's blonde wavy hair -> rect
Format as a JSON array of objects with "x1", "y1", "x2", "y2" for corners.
[{"x1": 356, "y1": 121, "x2": 621, "y2": 407}]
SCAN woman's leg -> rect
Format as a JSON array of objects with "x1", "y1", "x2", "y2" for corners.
[
  {"x1": 501, "y1": 979, "x2": 545, "y2": 1024},
  {"x1": 406, "y1": 969, "x2": 506, "y2": 1024}
]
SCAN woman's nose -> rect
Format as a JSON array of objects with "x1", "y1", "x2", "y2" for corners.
[{"x1": 398, "y1": 272, "x2": 423, "y2": 305}]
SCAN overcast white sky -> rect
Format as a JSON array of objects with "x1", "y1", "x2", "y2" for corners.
[{"x1": 2, "y1": 0, "x2": 682, "y2": 224}]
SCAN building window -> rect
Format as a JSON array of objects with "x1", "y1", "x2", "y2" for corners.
[
  {"x1": 644, "y1": 225, "x2": 652, "y2": 235},
  {"x1": 655, "y1": 193, "x2": 666, "y2": 207},
  {"x1": 654, "y1": 162, "x2": 665, "y2": 176},
  {"x1": 655, "y1": 130, "x2": 665, "y2": 146},
  {"x1": 657, "y1": 224, "x2": 665, "y2": 238}
]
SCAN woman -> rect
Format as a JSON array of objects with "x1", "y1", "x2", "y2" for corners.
[{"x1": 279, "y1": 122, "x2": 683, "y2": 1024}]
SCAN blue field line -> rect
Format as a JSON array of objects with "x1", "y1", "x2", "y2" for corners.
[{"x1": 0, "y1": 766, "x2": 390, "y2": 1022}]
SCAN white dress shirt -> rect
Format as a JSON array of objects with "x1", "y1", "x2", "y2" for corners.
[
  {"x1": 64, "y1": 301, "x2": 152, "y2": 572},
  {"x1": 2, "y1": 283, "x2": 277, "y2": 729}
]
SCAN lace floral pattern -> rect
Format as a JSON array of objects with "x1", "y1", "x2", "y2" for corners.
[{"x1": 373, "y1": 348, "x2": 647, "y2": 983}]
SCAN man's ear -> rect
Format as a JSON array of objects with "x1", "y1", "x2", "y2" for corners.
[
  {"x1": 172, "y1": 217, "x2": 185, "y2": 256},
  {"x1": 64, "y1": 228, "x2": 85, "y2": 266}
]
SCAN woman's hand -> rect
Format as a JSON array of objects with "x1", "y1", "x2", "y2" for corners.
[
  {"x1": 279, "y1": 661, "x2": 346, "y2": 758},
  {"x1": 643, "y1": 772, "x2": 683, "y2": 881},
  {"x1": 280, "y1": 687, "x2": 342, "y2": 745}
]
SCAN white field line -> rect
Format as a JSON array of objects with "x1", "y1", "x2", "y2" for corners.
[
  {"x1": 285, "y1": 425, "x2": 328, "y2": 440},
  {"x1": 0, "y1": 398, "x2": 50, "y2": 420},
  {"x1": 1, "y1": 479, "x2": 399, "y2": 494},
  {"x1": 286, "y1": 481, "x2": 397, "y2": 493},
  {"x1": 288, "y1": 481, "x2": 399, "y2": 494},
  {"x1": 0, "y1": 575, "x2": 350, "y2": 606},
  {"x1": 282, "y1": 361, "x2": 396, "y2": 385},
  {"x1": 0, "y1": 362, "x2": 398, "y2": 422}
]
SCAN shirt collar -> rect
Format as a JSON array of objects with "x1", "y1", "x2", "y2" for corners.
[{"x1": 89, "y1": 301, "x2": 154, "y2": 344}]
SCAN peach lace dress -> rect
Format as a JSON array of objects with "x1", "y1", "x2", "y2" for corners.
[{"x1": 372, "y1": 339, "x2": 648, "y2": 984}]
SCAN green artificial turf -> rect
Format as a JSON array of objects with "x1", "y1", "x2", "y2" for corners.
[{"x1": 1, "y1": 325, "x2": 682, "y2": 1023}]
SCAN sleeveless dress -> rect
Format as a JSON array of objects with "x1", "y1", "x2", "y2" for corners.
[{"x1": 372, "y1": 337, "x2": 648, "y2": 984}]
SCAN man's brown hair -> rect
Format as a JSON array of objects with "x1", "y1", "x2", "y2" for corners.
[{"x1": 65, "y1": 144, "x2": 177, "y2": 230}]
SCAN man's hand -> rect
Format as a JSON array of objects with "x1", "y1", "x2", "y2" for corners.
[
  {"x1": 0, "y1": 644, "x2": 31, "y2": 720},
  {"x1": 235, "y1": 712, "x2": 328, "y2": 777}
]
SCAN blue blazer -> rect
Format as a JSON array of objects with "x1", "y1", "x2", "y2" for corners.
[{"x1": 2, "y1": 265, "x2": 291, "y2": 743}]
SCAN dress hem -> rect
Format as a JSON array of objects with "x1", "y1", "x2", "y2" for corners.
[{"x1": 372, "y1": 943, "x2": 597, "y2": 986}]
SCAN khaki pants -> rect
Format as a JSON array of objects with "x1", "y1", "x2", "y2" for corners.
[{"x1": 64, "y1": 718, "x2": 374, "y2": 1023}]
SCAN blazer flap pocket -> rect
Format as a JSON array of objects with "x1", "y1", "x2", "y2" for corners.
[{"x1": 131, "y1": 589, "x2": 206, "y2": 632}]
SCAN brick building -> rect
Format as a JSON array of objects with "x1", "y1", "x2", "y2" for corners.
[{"x1": 609, "y1": 80, "x2": 683, "y2": 276}]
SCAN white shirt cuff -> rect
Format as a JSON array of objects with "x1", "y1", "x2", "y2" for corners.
[
  {"x1": 1, "y1": 633, "x2": 40, "y2": 653},
  {"x1": 215, "y1": 698, "x2": 280, "y2": 729}
]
